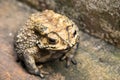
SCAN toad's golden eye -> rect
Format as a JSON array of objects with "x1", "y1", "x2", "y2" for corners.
[{"x1": 48, "y1": 38, "x2": 56, "y2": 44}]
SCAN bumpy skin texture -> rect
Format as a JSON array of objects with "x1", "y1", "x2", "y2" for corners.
[{"x1": 14, "y1": 10, "x2": 79, "y2": 77}]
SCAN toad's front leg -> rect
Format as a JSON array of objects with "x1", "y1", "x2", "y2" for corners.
[
  {"x1": 61, "y1": 43, "x2": 79, "y2": 68},
  {"x1": 23, "y1": 47, "x2": 45, "y2": 78}
]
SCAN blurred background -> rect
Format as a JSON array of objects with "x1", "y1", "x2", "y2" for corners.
[{"x1": 0, "y1": 0, "x2": 120, "y2": 80}]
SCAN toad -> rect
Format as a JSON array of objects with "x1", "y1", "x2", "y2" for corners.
[{"x1": 14, "y1": 10, "x2": 79, "y2": 77}]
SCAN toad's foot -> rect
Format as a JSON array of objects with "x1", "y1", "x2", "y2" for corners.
[
  {"x1": 61, "y1": 53, "x2": 77, "y2": 68},
  {"x1": 60, "y1": 43, "x2": 79, "y2": 68},
  {"x1": 37, "y1": 65, "x2": 49, "y2": 78}
]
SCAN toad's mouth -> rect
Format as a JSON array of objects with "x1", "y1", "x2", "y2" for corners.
[{"x1": 37, "y1": 41, "x2": 76, "y2": 52}]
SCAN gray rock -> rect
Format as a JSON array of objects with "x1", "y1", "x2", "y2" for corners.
[{"x1": 19, "y1": 0, "x2": 120, "y2": 48}]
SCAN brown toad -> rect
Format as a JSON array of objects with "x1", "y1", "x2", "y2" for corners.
[{"x1": 14, "y1": 10, "x2": 79, "y2": 77}]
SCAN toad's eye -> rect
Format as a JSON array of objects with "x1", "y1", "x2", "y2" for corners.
[{"x1": 48, "y1": 38, "x2": 56, "y2": 44}]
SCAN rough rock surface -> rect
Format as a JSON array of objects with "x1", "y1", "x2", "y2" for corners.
[
  {"x1": 0, "y1": 0, "x2": 120, "y2": 80},
  {"x1": 0, "y1": 0, "x2": 39, "y2": 80},
  {"x1": 19, "y1": 0, "x2": 120, "y2": 48}
]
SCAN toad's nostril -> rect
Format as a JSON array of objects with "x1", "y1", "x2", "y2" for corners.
[{"x1": 73, "y1": 30, "x2": 76, "y2": 37}]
